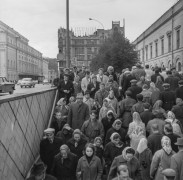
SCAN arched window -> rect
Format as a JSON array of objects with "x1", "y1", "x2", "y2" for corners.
[{"x1": 178, "y1": 62, "x2": 181, "y2": 72}]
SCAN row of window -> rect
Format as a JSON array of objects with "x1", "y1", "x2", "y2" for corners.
[{"x1": 140, "y1": 27, "x2": 181, "y2": 61}]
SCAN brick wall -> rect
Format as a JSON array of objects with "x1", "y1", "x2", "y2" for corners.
[{"x1": 0, "y1": 89, "x2": 56, "y2": 180}]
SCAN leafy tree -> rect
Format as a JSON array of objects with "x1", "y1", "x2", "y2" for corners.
[{"x1": 90, "y1": 31, "x2": 139, "y2": 72}]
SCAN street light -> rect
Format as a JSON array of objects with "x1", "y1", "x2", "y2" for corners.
[{"x1": 89, "y1": 18, "x2": 104, "y2": 29}]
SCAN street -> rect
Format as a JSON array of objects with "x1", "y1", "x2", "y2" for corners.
[{"x1": 0, "y1": 83, "x2": 54, "y2": 99}]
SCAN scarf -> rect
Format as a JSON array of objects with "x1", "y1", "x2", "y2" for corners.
[{"x1": 161, "y1": 136, "x2": 172, "y2": 155}]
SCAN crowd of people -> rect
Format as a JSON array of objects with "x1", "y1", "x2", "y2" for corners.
[{"x1": 27, "y1": 64, "x2": 183, "y2": 180}]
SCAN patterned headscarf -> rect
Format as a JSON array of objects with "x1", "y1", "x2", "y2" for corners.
[
  {"x1": 132, "y1": 112, "x2": 142, "y2": 124},
  {"x1": 161, "y1": 136, "x2": 172, "y2": 155}
]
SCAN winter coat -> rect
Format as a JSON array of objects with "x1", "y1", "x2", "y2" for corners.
[
  {"x1": 87, "y1": 81, "x2": 100, "y2": 99},
  {"x1": 147, "y1": 132, "x2": 163, "y2": 155},
  {"x1": 175, "y1": 86, "x2": 183, "y2": 100},
  {"x1": 99, "y1": 106, "x2": 116, "y2": 122},
  {"x1": 106, "y1": 96, "x2": 119, "y2": 115},
  {"x1": 81, "y1": 77, "x2": 91, "y2": 93},
  {"x1": 67, "y1": 102, "x2": 90, "y2": 129},
  {"x1": 172, "y1": 102, "x2": 183, "y2": 127},
  {"x1": 151, "y1": 73, "x2": 164, "y2": 84},
  {"x1": 131, "y1": 68, "x2": 146, "y2": 81},
  {"x1": 40, "y1": 137, "x2": 63, "y2": 174},
  {"x1": 67, "y1": 137, "x2": 87, "y2": 158},
  {"x1": 131, "y1": 102, "x2": 144, "y2": 115},
  {"x1": 95, "y1": 89, "x2": 109, "y2": 107},
  {"x1": 73, "y1": 81, "x2": 82, "y2": 96},
  {"x1": 101, "y1": 116, "x2": 115, "y2": 138},
  {"x1": 165, "y1": 75, "x2": 179, "y2": 91},
  {"x1": 160, "y1": 90, "x2": 176, "y2": 111},
  {"x1": 140, "y1": 89, "x2": 152, "y2": 104},
  {"x1": 81, "y1": 119, "x2": 104, "y2": 143},
  {"x1": 136, "y1": 148, "x2": 152, "y2": 180},
  {"x1": 148, "y1": 87, "x2": 160, "y2": 105},
  {"x1": 170, "y1": 150, "x2": 183, "y2": 180},
  {"x1": 58, "y1": 80, "x2": 74, "y2": 103},
  {"x1": 108, "y1": 155, "x2": 141, "y2": 180},
  {"x1": 76, "y1": 155, "x2": 103, "y2": 180},
  {"x1": 166, "y1": 133, "x2": 180, "y2": 153},
  {"x1": 105, "y1": 127, "x2": 127, "y2": 145},
  {"x1": 127, "y1": 85, "x2": 142, "y2": 100},
  {"x1": 150, "y1": 149, "x2": 175, "y2": 180},
  {"x1": 104, "y1": 142, "x2": 126, "y2": 168},
  {"x1": 51, "y1": 152, "x2": 78, "y2": 180},
  {"x1": 83, "y1": 97, "x2": 94, "y2": 113},
  {"x1": 119, "y1": 97, "x2": 136, "y2": 129},
  {"x1": 122, "y1": 74, "x2": 134, "y2": 94}
]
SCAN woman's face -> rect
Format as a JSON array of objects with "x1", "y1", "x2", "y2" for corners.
[
  {"x1": 126, "y1": 153, "x2": 134, "y2": 161},
  {"x1": 115, "y1": 123, "x2": 121, "y2": 130},
  {"x1": 85, "y1": 147, "x2": 93, "y2": 157},
  {"x1": 60, "y1": 149, "x2": 67, "y2": 159},
  {"x1": 109, "y1": 91, "x2": 114, "y2": 97},
  {"x1": 55, "y1": 112, "x2": 62, "y2": 120},
  {"x1": 113, "y1": 138, "x2": 120, "y2": 145},
  {"x1": 90, "y1": 113, "x2": 97, "y2": 120},
  {"x1": 74, "y1": 134, "x2": 81, "y2": 142},
  {"x1": 103, "y1": 101, "x2": 108, "y2": 107},
  {"x1": 95, "y1": 140, "x2": 101, "y2": 147}
]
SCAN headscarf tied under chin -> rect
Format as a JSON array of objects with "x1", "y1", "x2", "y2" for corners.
[
  {"x1": 132, "y1": 112, "x2": 142, "y2": 124},
  {"x1": 112, "y1": 119, "x2": 122, "y2": 129},
  {"x1": 57, "y1": 98, "x2": 65, "y2": 106},
  {"x1": 167, "y1": 111, "x2": 176, "y2": 121},
  {"x1": 122, "y1": 147, "x2": 132, "y2": 161},
  {"x1": 161, "y1": 136, "x2": 172, "y2": 155},
  {"x1": 136, "y1": 138, "x2": 148, "y2": 154}
]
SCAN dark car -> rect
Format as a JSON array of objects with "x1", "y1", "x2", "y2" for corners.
[{"x1": 0, "y1": 77, "x2": 15, "y2": 94}]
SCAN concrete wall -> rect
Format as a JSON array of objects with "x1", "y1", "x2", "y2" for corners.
[{"x1": 0, "y1": 88, "x2": 56, "y2": 180}]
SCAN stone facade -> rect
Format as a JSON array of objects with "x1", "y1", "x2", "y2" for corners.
[
  {"x1": 133, "y1": 0, "x2": 183, "y2": 71},
  {"x1": 0, "y1": 20, "x2": 43, "y2": 81},
  {"x1": 42, "y1": 59, "x2": 49, "y2": 80},
  {"x1": 57, "y1": 21, "x2": 125, "y2": 69},
  {"x1": 0, "y1": 88, "x2": 56, "y2": 179}
]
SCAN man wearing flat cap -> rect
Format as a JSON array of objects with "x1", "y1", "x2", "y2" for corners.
[
  {"x1": 58, "y1": 73, "x2": 74, "y2": 103},
  {"x1": 175, "y1": 80, "x2": 183, "y2": 100},
  {"x1": 162, "y1": 168, "x2": 176, "y2": 180},
  {"x1": 40, "y1": 128, "x2": 63, "y2": 174},
  {"x1": 170, "y1": 137, "x2": 183, "y2": 180},
  {"x1": 160, "y1": 83, "x2": 176, "y2": 111},
  {"x1": 27, "y1": 162, "x2": 56, "y2": 180},
  {"x1": 127, "y1": 79, "x2": 142, "y2": 100}
]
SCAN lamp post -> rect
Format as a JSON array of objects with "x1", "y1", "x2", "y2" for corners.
[
  {"x1": 66, "y1": 0, "x2": 70, "y2": 68},
  {"x1": 89, "y1": 18, "x2": 104, "y2": 29}
]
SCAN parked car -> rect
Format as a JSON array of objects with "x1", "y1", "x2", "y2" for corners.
[
  {"x1": 43, "y1": 79, "x2": 49, "y2": 85},
  {"x1": 20, "y1": 78, "x2": 35, "y2": 88},
  {"x1": 0, "y1": 77, "x2": 15, "y2": 94}
]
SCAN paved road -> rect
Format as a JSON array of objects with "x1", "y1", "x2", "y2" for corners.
[{"x1": 0, "y1": 84, "x2": 54, "y2": 98}]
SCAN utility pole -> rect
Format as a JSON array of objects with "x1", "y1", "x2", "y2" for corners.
[{"x1": 66, "y1": 0, "x2": 70, "y2": 68}]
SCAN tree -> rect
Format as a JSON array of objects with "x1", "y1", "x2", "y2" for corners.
[{"x1": 90, "y1": 31, "x2": 139, "y2": 72}]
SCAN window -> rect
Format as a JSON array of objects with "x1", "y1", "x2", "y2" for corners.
[
  {"x1": 155, "y1": 41, "x2": 158, "y2": 57},
  {"x1": 87, "y1": 48, "x2": 92, "y2": 54},
  {"x1": 161, "y1": 38, "x2": 164, "y2": 55},
  {"x1": 176, "y1": 29, "x2": 180, "y2": 49},
  {"x1": 142, "y1": 48, "x2": 144, "y2": 61},
  {"x1": 168, "y1": 34, "x2": 172, "y2": 52},
  {"x1": 178, "y1": 62, "x2": 181, "y2": 72},
  {"x1": 145, "y1": 46, "x2": 148, "y2": 60},
  {"x1": 150, "y1": 44, "x2": 153, "y2": 59}
]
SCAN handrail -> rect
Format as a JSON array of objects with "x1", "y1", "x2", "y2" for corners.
[{"x1": 25, "y1": 89, "x2": 58, "y2": 179}]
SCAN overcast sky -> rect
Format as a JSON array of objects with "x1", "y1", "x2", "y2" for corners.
[{"x1": 0, "y1": 0, "x2": 177, "y2": 58}]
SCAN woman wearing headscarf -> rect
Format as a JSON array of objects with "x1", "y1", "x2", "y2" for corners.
[
  {"x1": 136, "y1": 138, "x2": 152, "y2": 180},
  {"x1": 148, "y1": 82, "x2": 160, "y2": 105},
  {"x1": 67, "y1": 129, "x2": 87, "y2": 159},
  {"x1": 108, "y1": 147, "x2": 141, "y2": 180},
  {"x1": 76, "y1": 143, "x2": 103, "y2": 180},
  {"x1": 99, "y1": 98, "x2": 117, "y2": 122},
  {"x1": 51, "y1": 144, "x2": 78, "y2": 180},
  {"x1": 105, "y1": 119, "x2": 126, "y2": 145},
  {"x1": 165, "y1": 111, "x2": 183, "y2": 137},
  {"x1": 104, "y1": 133, "x2": 126, "y2": 176},
  {"x1": 55, "y1": 98, "x2": 69, "y2": 120},
  {"x1": 152, "y1": 100, "x2": 167, "y2": 118},
  {"x1": 150, "y1": 136, "x2": 175, "y2": 180},
  {"x1": 155, "y1": 76, "x2": 164, "y2": 92},
  {"x1": 127, "y1": 112, "x2": 146, "y2": 150},
  {"x1": 56, "y1": 124, "x2": 73, "y2": 144}
]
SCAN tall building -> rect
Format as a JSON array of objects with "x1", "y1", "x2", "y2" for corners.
[
  {"x1": 42, "y1": 59, "x2": 49, "y2": 80},
  {"x1": 0, "y1": 20, "x2": 44, "y2": 81},
  {"x1": 133, "y1": 0, "x2": 183, "y2": 71},
  {"x1": 57, "y1": 21, "x2": 125, "y2": 70}
]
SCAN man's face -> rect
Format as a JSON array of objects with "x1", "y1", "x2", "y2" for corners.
[
  {"x1": 55, "y1": 112, "x2": 62, "y2": 120},
  {"x1": 109, "y1": 75, "x2": 113, "y2": 81},
  {"x1": 100, "y1": 84, "x2": 105, "y2": 90},
  {"x1": 126, "y1": 153, "x2": 134, "y2": 161},
  {"x1": 64, "y1": 75, "x2": 69, "y2": 81},
  {"x1": 60, "y1": 149, "x2": 67, "y2": 159},
  {"x1": 46, "y1": 133, "x2": 54, "y2": 141},
  {"x1": 86, "y1": 73, "x2": 90, "y2": 78},
  {"x1": 74, "y1": 134, "x2": 81, "y2": 142},
  {"x1": 85, "y1": 94, "x2": 90, "y2": 99},
  {"x1": 82, "y1": 66, "x2": 86, "y2": 72},
  {"x1": 92, "y1": 77, "x2": 97, "y2": 83},
  {"x1": 77, "y1": 97, "x2": 83, "y2": 104},
  {"x1": 99, "y1": 70, "x2": 103, "y2": 75},
  {"x1": 35, "y1": 171, "x2": 46, "y2": 180}
]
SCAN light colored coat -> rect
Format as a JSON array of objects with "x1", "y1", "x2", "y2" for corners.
[
  {"x1": 76, "y1": 155, "x2": 103, "y2": 180},
  {"x1": 81, "y1": 77, "x2": 91, "y2": 93},
  {"x1": 97, "y1": 74, "x2": 109, "y2": 84},
  {"x1": 170, "y1": 150, "x2": 183, "y2": 180}
]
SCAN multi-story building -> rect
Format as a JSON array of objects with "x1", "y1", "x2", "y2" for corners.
[
  {"x1": 48, "y1": 69, "x2": 57, "y2": 83},
  {"x1": 0, "y1": 20, "x2": 43, "y2": 81},
  {"x1": 133, "y1": 0, "x2": 183, "y2": 71},
  {"x1": 57, "y1": 21, "x2": 125, "y2": 70},
  {"x1": 42, "y1": 59, "x2": 49, "y2": 80}
]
